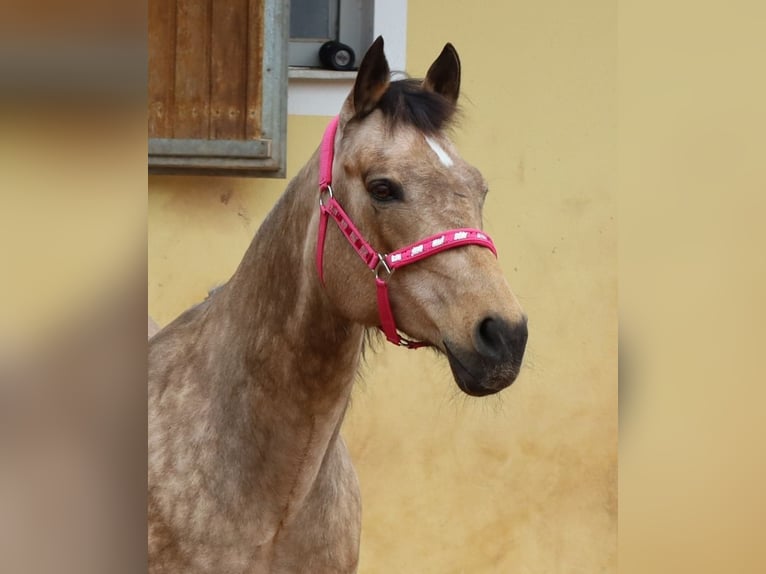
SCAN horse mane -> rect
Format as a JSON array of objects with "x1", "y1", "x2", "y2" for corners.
[{"x1": 375, "y1": 78, "x2": 458, "y2": 134}]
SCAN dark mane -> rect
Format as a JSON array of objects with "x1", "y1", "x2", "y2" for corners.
[{"x1": 375, "y1": 78, "x2": 457, "y2": 134}]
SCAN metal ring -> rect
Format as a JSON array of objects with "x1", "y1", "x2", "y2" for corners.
[
  {"x1": 374, "y1": 253, "x2": 393, "y2": 282},
  {"x1": 318, "y1": 184, "x2": 334, "y2": 207}
]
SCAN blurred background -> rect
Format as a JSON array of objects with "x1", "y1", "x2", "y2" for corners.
[{"x1": 1, "y1": 0, "x2": 764, "y2": 572}]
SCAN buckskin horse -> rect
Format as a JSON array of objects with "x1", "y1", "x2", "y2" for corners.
[{"x1": 149, "y1": 37, "x2": 528, "y2": 573}]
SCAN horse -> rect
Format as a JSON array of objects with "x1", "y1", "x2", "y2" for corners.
[{"x1": 148, "y1": 37, "x2": 528, "y2": 573}]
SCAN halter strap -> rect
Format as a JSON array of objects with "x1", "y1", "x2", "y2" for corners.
[
  {"x1": 318, "y1": 115, "x2": 339, "y2": 189},
  {"x1": 316, "y1": 116, "x2": 497, "y2": 349}
]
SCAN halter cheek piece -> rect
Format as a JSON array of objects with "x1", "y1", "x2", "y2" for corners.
[{"x1": 316, "y1": 115, "x2": 497, "y2": 349}]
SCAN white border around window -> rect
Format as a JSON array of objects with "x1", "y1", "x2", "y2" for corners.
[{"x1": 287, "y1": 0, "x2": 408, "y2": 116}]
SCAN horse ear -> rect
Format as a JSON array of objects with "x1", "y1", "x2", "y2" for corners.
[
  {"x1": 351, "y1": 36, "x2": 390, "y2": 118},
  {"x1": 423, "y1": 43, "x2": 461, "y2": 104}
]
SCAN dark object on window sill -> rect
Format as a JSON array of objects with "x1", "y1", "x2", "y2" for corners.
[{"x1": 319, "y1": 41, "x2": 356, "y2": 71}]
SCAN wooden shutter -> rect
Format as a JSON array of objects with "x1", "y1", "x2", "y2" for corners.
[{"x1": 148, "y1": 0, "x2": 287, "y2": 176}]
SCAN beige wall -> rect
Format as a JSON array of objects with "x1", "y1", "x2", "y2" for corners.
[{"x1": 149, "y1": 1, "x2": 617, "y2": 571}]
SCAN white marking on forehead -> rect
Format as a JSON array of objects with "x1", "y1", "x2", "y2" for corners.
[{"x1": 424, "y1": 136, "x2": 454, "y2": 168}]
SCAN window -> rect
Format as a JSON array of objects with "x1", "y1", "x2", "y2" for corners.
[
  {"x1": 147, "y1": 0, "x2": 408, "y2": 171},
  {"x1": 287, "y1": 0, "x2": 408, "y2": 116},
  {"x1": 288, "y1": 0, "x2": 373, "y2": 69},
  {"x1": 148, "y1": 0, "x2": 288, "y2": 177}
]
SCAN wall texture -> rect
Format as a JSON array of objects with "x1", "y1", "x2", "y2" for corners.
[{"x1": 148, "y1": 1, "x2": 617, "y2": 571}]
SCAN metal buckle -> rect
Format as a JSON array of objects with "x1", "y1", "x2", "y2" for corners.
[
  {"x1": 374, "y1": 253, "x2": 393, "y2": 282},
  {"x1": 318, "y1": 184, "x2": 334, "y2": 207}
]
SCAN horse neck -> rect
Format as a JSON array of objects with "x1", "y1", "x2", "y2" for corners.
[
  {"x1": 222, "y1": 149, "x2": 365, "y2": 399},
  {"x1": 201, "y1": 151, "x2": 364, "y2": 528}
]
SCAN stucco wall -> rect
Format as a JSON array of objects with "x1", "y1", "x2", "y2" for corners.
[{"x1": 148, "y1": 1, "x2": 617, "y2": 571}]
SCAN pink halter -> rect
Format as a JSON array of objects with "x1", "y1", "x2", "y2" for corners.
[{"x1": 316, "y1": 116, "x2": 497, "y2": 349}]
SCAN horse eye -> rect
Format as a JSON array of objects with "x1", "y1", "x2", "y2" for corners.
[{"x1": 367, "y1": 179, "x2": 401, "y2": 202}]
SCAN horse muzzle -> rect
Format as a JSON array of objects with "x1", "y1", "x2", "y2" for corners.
[{"x1": 444, "y1": 315, "x2": 528, "y2": 396}]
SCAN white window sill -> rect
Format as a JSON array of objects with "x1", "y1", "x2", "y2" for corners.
[{"x1": 288, "y1": 67, "x2": 357, "y2": 81}]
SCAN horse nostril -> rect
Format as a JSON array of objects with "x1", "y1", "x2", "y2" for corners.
[
  {"x1": 476, "y1": 317, "x2": 501, "y2": 359},
  {"x1": 475, "y1": 316, "x2": 528, "y2": 362}
]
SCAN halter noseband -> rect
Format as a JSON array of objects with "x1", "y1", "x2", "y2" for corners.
[{"x1": 316, "y1": 115, "x2": 497, "y2": 349}]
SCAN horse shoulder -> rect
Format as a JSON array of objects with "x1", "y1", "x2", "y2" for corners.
[{"x1": 148, "y1": 301, "x2": 223, "y2": 571}]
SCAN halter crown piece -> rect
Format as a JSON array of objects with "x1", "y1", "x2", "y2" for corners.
[{"x1": 316, "y1": 116, "x2": 498, "y2": 349}]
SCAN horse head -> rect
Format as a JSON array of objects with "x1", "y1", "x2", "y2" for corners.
[{"x1": 318, "y1": 37, "x2": 528, "y2": 396}]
